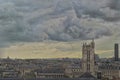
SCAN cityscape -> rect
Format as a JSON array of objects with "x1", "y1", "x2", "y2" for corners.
[
  {"x1": 0, "y1": 0, "x2": 120, "y2": 80},
  {"x1": 0, "y1": 40, "x2": 120, "y2": 80}
]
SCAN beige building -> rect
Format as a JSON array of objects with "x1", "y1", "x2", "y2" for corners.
[
  {"x1": 2, "y1": 70, "x2": 20, "y2": 78},
  {"x1": 99, "y1": 62, "x2": 120, "y2": 79},
  {"x1": 82, "y1": 39, "x2": 95, "y2": 76},
  {"x1": 65, "y1": 64, "x2": 83, "y2": 78},
  {"x1": 34, "y1": 68, "x2": 65, "y2": 79}
]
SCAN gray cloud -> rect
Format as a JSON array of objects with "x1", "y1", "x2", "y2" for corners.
[
  {"x1": 73, "y1": 0, "x2": 120, "y2": 21},
  {"x1": 108, "y1": 0, "x2": 120, "y2": 10},
  {"x1": 0, "y1": 0, "x2": 118, "y2": 47}
]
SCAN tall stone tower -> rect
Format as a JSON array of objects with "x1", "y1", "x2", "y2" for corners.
[
  {"x1": 114, "y1": 43, "x2": 119, "y2": 61},
  {"x1": 82, "y1": 39, "x2": 95, "y2": 75}
]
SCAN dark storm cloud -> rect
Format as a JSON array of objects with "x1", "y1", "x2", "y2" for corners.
[{"x1": 0, "y1": 0, "x2": 117, "y2": 47}]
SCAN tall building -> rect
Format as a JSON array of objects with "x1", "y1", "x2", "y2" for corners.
[
  {"x1": 82, "y1": 39, "x2": 95, "y2": 75},
  {"x1": 114, "y1": 43, "x2": 119, "y2": 61}
]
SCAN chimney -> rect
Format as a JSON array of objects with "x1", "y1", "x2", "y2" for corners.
[{"x1": 114, "y1": 43, "x2": 119, "y2": 61}]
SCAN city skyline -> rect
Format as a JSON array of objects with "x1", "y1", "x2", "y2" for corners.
[
  {"x1": 0, "y1": 0, "x2": 120, "y2": 80},
  {"x1": 0, "y1": 40, "x2": 119, "y2": 80}
]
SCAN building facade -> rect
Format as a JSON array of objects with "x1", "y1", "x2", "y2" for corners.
[
  {"x1": 99, "y1": 62, "x2": 120, "y2": 80},
  {"x1": 82, "y1": 39, "x2": 95, "y2": 76}
]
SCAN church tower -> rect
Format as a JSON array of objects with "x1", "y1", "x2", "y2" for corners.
[{"x1": 82, "y1": 39, "x2": 95, "y2": 75}]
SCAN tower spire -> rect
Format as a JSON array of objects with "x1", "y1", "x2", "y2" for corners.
[{"x1": 91, "y1": 38, "x2": 95, "y2": 48}]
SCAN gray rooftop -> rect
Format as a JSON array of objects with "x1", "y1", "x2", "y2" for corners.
[{"x1": 79, "y1": 73, "x2": 98, "y2": 80}]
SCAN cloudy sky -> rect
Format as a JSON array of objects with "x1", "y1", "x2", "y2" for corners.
[{"x1": 0, "y1": 0, "x2": 120, "y2": 58}]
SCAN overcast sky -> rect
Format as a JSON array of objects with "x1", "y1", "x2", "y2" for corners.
[{"x1": 0, "y1": 0, "x2": 120, "y2": 47}]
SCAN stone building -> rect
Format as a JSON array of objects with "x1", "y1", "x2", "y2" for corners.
[
  {"x1": 82, "y1": 39, "x2": 95, "y2": 76},
  {"x1": 34, "y1": 67, "x2": 65, "y2": 79},
  {"x1": 65, "y1": 64, "x2": 82, "y2": 78},
  {"x1": 1, "y1": 70, "x2": 20, "y2": 78},
  {"x1": 99, "y1": 62, "x2": 120, "y2": 80}
]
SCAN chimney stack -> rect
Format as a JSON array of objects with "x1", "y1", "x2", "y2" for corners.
[{"x1": 114, "y1": 43, "x2": 119, "y2": 61}]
